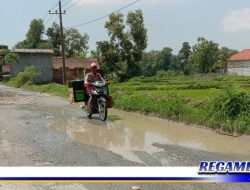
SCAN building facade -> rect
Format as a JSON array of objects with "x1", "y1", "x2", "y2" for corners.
[
  {"x1": 227, "y1": 49, "x2": 250, "y2": 76},
  {"x1": 11, "y1": 49, "x2": 54, "y2": 83},
  {"x1": 52, "y1": 57, "x2": 100, "y2": 84}
]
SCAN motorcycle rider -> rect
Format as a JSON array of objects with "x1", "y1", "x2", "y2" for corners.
[{"x1": 82, "y1": 63, "x2": 105, "y2": 116}]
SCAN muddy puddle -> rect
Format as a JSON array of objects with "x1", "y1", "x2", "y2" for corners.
[{"x1": 51, "y1": 109, "x2": 250, "y2": 162}]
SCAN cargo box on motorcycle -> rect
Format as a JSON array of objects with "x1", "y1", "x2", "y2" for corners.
[{"x1": 68, "y1": 80, "x2": 88, "y2": 103}]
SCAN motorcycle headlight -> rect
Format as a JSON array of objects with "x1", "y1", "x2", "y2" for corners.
[
  {"x1": 92, "y1": 90, "x2": 98, "y2": 95},
  {"x1": 97, "y1": 89, "x2": 103, "y2": 93}
]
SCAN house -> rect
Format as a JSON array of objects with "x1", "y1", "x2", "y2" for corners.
[
  {"x1": 52, "y1": 57, "x2": 100, "y2": 84},
  {"x1": 11, "y1": 49, "x2": 54, "y2": 83},
  {"x1": 227, "y1": 49, "x2": 250, "y2": 76}
]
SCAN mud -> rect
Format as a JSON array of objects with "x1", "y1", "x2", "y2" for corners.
[{"x1": 51, "y1": 108, "x2": 250, "y2": 162}]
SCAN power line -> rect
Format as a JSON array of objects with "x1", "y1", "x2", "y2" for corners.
[
  {"x1": 42, "y1": 12, "x2": 49, "y2": 21},
  {"x1": 44, "y1": 15, "x2": 55, "y2": 26},
  {"x1": 44, "y1": 16, "x2": 60, "y2": 32},
  {"x1": 64, "y1": 0, "x2": 82, "y2": 11},
  {"x1": 66, "y1": 0, "x2": 141, "y2": 28},
  {"x1": 52, "y1": 16, "x2": 60, "y2": 24},
  {"x1": 62, "y1": 0, "x2": 72, "y2": 7},
  {"x1": 42, "y1": 1, "x2": 59, "y2": 22},
  {"x1": 49, "y1": 1, "x2": 67, "y2": 85},
  {"x1": 42, "y1": 0, "x2": 68, "y2": 23}
]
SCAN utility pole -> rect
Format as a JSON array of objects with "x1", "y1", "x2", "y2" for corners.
[{"x1": 49, "y1": 0, "x2": 66, "y2": 85}]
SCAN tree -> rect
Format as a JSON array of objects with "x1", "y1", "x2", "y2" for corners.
[
  {"x1": 214, "y1": 47, "x2": 238, "y2": 71},
  {"x1": 96, "y1": 10, "x2": 148, "y2": 81},
  {"x1": 96, "y1": 41, "x2": 121, "y2": 73},
  {"x1": 46, "y1": 23, "x2": 89, "y2": 57},
  {"x1": 0, "y1": 44, "x2": 10, "y2": 66},
  {"x1": 0, "y1": 44, "x2": 8, "y2": 50},
  {"x1": 15, "y1": 19, "x2": 45, "y2": 49},
  {"x1": 0, "y1": 46, "x2": 10, "y2": 57},
  {"x1": 26, "y1": 19, "x2": 44, "y2": 48},
  {"x1": 46, "y1": 23, "x2": 62, "y2": 56},
  {"x1": 139, "y1": 50, "x2": 161, "y2": 76},
  {"x1": 37, "y1": 41, "x2": 53, "y2": 49},
  {"x1": 4, "y1": 53, "x2": 20, "y2": 65},
  {"x1": 15, "y1": 40, "x2": 30, "y2": 49},
  {"x1": 159, "y1": 47, "x2": 173, "y2": 71},
  {"x1": 178, "y1": 42, "x2": 191, "y2": 73},
  {"x1": 189, "y1": 37, "x2": 219, "y2": 73},
  {"x1": 140, "y1": 48, "x2": 177, "y2": 76},
  {"x1": 64, "y1": 28, "x2": 89, "y2": 58}
]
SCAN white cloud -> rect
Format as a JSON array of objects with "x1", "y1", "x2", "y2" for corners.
[{"x1": 222, "y1": 8, "x2": 250, "y2": 32}]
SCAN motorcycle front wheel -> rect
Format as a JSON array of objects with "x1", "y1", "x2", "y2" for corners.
[{"x1": 98, "y1": 100, "x2": 107, "y2": 121}]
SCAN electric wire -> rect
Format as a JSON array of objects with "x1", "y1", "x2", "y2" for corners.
[
  {"x1": 62, "y1": 0, "x2": 72, "y2": 8},
  {"x1": 64, "y1": 0, "x2": 82, "y2": 11},
  {"x1": 66, "y1": 0, "x2": 141, "y2": 28}
]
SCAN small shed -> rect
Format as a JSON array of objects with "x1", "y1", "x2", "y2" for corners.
[
  {"x1": 11, "y1": 49, "x2": 54, "y2": 83},
  {"x1": 52, "y1": 57, "x2": 100, "y2": 84},
  {"x1": 227, "y1": 49, "x2": 250, "y2": 76}
]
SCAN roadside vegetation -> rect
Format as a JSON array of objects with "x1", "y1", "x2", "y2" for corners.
[
  {"x1": 7, "y1": 66, "x2": 68, "y2": 98},
  {"x1": 110, "y1": 73, "x2": 250, "y2": 134},
  {"x1": 4, "y1": 66, "x2": 250, "y2": 134}
]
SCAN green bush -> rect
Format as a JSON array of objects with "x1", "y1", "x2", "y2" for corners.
[
  {"x1": 158, "y1": 94, "x2": 190, "y2": 120},
  {"x1": 10, "y1": 66, "x2": 37, "y2": 88},
  {"x1": 207, "y1": 88, "x2": 250, "y2": 118},
  {"x1": 156, "y1": 70, "x2": 181, "y2": 78},
  {"x1": 204, "y1": 87, "x2": 250, "y2": 133},
  {"x1": 113, "y1": 92, "x2": 191, "y2": 121}
]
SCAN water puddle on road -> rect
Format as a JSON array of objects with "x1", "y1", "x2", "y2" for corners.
[{"x1": 51, "y1": 109, "x2": 250, "y2": 162}]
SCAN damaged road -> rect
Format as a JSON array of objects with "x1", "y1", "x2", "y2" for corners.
[
  {"x1": 1, "y1": 85, "x2": 250, "y2": 166},
  {"x1": 0, "y1": 85, "x2": 250, "y2": 189},
  {"x1": 0, "y1": 85, "x2": 138, "y2": 166}
]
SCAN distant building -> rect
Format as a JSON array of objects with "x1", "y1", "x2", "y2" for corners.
[
  {"x1": 11, "y1": 49, "x2": 54, "y2": 83},
  {"x1": 227, "y1": 49, "x2": 250, "y2": 76},
  {"x1": 52, "y1": 57, "x2": 100, "y2": 84}
]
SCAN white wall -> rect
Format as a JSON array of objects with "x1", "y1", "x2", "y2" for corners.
[{"x1": 227, "y1": 60, "x2": 250, "y2": 76}]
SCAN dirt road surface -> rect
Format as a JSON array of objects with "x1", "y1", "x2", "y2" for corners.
[{"x1": 0, "y1": 85, "x2": 249, "y2": 189}]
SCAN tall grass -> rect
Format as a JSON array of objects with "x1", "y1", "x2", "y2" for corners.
[
  {"x1": 9, "y1": 66, "x2": 37, "y2": 88},
  {"x1": 204, "y1": 87, "x2": 250, "y2": 133},
  {"x1": 7, "y1": 66, "x2": 68, "y2": 98},
  {"x1": 110, "y1": 75, "x2": 250, "y2": 134}
]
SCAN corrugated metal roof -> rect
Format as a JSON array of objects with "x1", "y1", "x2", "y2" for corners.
[
  {"x1": 12, "y1": 49, "x2": 54, "y2": 54},
  {"x1": 52, "y1": 57, "x2": 100, "y2": 69},
  {"x1": 228, "y1": 49, "x2": 250, "y2": 61}
]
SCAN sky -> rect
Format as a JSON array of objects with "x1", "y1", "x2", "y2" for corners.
[{"x1": 1, "y1": 0, "x2": 250, "y2": 54}]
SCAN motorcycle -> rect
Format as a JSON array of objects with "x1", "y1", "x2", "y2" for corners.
[{"x1": 86, "y1": 81, "x2": 110, "y2": 121}]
